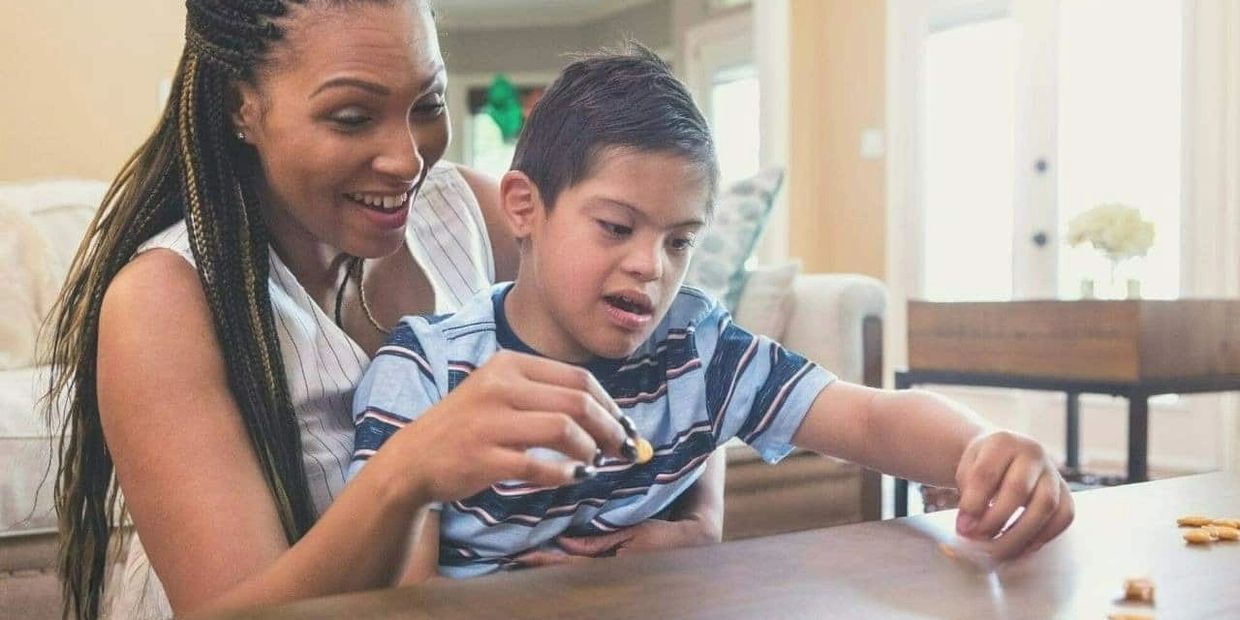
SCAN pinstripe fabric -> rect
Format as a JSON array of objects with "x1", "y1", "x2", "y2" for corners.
[{"x1": 100, "y1": 162, "x2": 492, "y2": 619}]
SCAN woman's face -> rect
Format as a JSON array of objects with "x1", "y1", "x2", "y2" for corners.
[{"x1": 235, "y1": 0, "x2": 448, "y2": 260}]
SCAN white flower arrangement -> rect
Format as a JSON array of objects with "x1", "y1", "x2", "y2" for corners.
[{"x1": 1065, "y1": 203, "x2": 1155, "y2": 262}]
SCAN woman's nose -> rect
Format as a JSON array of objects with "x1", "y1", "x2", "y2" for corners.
[{"x1": 373, "y1": 128, "x2": 424, "y2": 182}]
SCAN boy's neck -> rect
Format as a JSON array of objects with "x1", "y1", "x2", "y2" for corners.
[{"x1": 503, "y1": 277, "x2": 594, "y2": 364}]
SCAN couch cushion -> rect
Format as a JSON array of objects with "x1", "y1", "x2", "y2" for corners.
[
  {"x1": 0, "y1": 180, "x2": 106, "y2": 369},
  {"x1": 0, "y1": 366, "x2": 58, "y2": 536},
  {"x1": 685, "y1": 168, "x2": 784, "y2": 309},
  {"x1": 731, "y1": 261, "x2": 801, "y2": 341}
]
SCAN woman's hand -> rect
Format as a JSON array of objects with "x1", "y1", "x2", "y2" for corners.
[
  {"x1": 954, "y1": 430, "x2": 1075, "y2": 560},
  {"x1": 513, "y1": 516, "x2": 721, "y2": 568},
  {"x1": 377, "y1": 350, "x2": 631, "y2": 504}
]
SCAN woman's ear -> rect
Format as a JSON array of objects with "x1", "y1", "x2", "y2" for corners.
[
  {"x1": 498, "y1": 170, "x2": 544, "y2": 241},
  {"x1": 231, "y1": 82, "x2": 262, "y2": 143}
]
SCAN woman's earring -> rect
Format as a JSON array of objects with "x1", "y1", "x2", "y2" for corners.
[{"x1": 236, "y1": 130, "x2": 247, "y2": 142}]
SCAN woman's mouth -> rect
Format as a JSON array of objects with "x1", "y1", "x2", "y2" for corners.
[
  {"x1": 346, "y1": 190, "x2": 414, "y2": 230},
  {"x1": 346, "y1": 190, "x2": 411, "y2": 212}
]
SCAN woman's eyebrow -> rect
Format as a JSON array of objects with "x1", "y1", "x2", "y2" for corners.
[{"x1": 310, "y1": 65, "x2": 445, "y2": 99}]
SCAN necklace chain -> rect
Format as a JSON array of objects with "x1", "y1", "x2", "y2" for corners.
[{"x1": 334, "y1": 257, "x2": 391, "y2": 336}]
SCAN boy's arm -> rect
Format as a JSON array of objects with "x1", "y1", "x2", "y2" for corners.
[
  {"x1": 670, "y1": 447, "x2": 725, "y2": 541},
  {"x1": 398, "y1": 507, "x2": 441, "y2": 585},
  {"x1": 791, "y1": 382, "x2": 1074, "y2": 559},
  {"x1": 791, "y1": 382, "x2": 988, "y2": 487}
]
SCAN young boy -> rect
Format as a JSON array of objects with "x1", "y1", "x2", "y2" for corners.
[{"x1": 349, "y1": 45, "x2": 1073, "y2": 580}]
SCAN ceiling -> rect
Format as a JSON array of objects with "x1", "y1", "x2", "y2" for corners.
[{"x1": 433, "y1": 0, "x2": 662, "y2": 31}]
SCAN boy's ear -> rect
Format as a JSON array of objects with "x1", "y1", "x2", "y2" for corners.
[{"x1": 498, "y1": 170, "x2": 545, "y2": 240}]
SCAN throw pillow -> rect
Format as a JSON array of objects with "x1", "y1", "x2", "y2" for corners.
[
  {"x1": 685, "y1": 167, "x2": 784, "y2": 309},
  {"x1": 731, "y1": 261, "x2": 801, "y2": 341}
]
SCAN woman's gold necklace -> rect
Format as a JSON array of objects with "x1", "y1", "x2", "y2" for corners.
[{"x1": 334, "y1": 256, "x2": 391, "y2": 336}]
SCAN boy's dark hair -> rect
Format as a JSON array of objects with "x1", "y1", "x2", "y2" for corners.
[{"x1": 511, "y1": 41, "x2": 718, "y2": 212}]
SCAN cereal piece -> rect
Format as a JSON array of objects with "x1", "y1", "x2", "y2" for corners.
[
  {"x1": 1183, "y1": 528, "x2": 1214, "y2": 544},
  {"x1": 1211, "y1": 518, "x2": 1240, "y2": 529},
  {"x1": 1107, "y1": 614, "x2": 1153, "y2": 620},
  {"x1": 938, "y1": 542, "x2": 956, "y2": 560},
  {"x1": 634, "y1": 437, "x2": 654, "y2": 464},
  {"x1": 1214, "y1": 525, "x2": 1240, "y2": 541},
  {"x1": 1202, "y1": 525, "x2": 1221, "y2": 540},
  {"x1": 1177, "y1": 515, "x2": 1212, "y2": 527},
  {"x1": 1122, "y1": 577, "x2": 1155, "y2": 604}
]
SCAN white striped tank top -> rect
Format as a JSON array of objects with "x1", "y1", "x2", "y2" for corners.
[{"x1": 101, "y1": 162, "x2": 495, "y2": 619}]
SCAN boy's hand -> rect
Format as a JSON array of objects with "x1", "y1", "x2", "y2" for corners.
[
  {"x1": 513, "y1": 518, "x2": 720, "y2": 568},
  {"x1": 954, "y1": 430, "x2": 1075, "y2": 560}
]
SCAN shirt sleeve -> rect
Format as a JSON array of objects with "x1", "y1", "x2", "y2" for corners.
[
  {"x1": 697, "y1": 304, "x2": 836, "y2": 463},
  {"x1": 347, "y1": 319, "x2": 445, "y2": 480}
]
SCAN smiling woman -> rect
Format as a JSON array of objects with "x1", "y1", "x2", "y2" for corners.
[{"x1": 41, "y1": 1, "x2": 723, "y2": 619}]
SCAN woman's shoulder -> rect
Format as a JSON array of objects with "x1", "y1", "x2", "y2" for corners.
[{"x1": 135, "y1": 219, "x2": 195, "y2": 267}]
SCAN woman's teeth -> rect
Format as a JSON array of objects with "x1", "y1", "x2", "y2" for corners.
[{"x1": 348, "y1": 192, "x2": 407, "y2": 210}]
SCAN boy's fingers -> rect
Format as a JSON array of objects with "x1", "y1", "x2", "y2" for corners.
[
  {"x1": 955, "y1": 446, "x2": 1013, "y2": 522},
  {"x1": 513, "y1": 550, "x2": 587, "y2": 568},
  {"x1": 987, "y1": 471, "x2": 1061, "y2": 560},
  {"x1": 557, "y1": 531, "x2": 630, "y2": 557},
  {"x1": 969, "y1": 457, "x2": 1042, "y2": 539},
  {"x1": 1023, "y1": 479, "x2": 1075, "y2": 553}
]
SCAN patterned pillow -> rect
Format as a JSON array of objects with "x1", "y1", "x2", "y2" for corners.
[{"x1": 686, "y1": 168, "x2": 785, "y2": 309}]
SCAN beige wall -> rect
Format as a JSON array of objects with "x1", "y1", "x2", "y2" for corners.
[
  {"x1": 787, "y1": 0, "x2": 886, "y2": 280},
  {"x1": 0, "y1": 2, "x2": 186, "y2": 182}
]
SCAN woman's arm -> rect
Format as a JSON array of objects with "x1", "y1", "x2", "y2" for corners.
[
  {"x1": 99, "y1": 251, "x2": 428, "y2": 614},
  {"x1": 457, "y1": 165, "x2": 520, "y2": 281},
  {"x1": 99, "y1": 252, "x2": 628, "y2": 615}
]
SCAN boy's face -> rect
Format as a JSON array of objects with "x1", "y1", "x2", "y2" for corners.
[{"x1": 507, "y1": 148, "x2": 711, "y2": 362}]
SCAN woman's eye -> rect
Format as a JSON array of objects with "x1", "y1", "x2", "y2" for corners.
[
  {"x1": 413, "y1": 96, "x2": 447, "y2": 118},
  {"x1": 598, "y1": 221, "x2": 632, "y2": 237},
  {"x1": 329, "y1": 109, "x2": 371, "y2": 129}
]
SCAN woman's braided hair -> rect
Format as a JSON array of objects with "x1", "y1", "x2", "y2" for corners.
[{"x1": 46, "y1": 2, "x2": 333, "y2": 618}]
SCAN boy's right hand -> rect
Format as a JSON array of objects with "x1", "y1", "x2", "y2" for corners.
[{"x1": 385, "y1": 350, "x2": 630, "y2": 503}]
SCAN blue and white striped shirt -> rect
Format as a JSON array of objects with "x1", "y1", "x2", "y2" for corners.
[{"x1": 349, "y1": 283, "x2": 835, "y2": 578}]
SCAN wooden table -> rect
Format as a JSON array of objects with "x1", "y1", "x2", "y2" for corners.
[
  {"x1": 210, "y1": 473, "x2": 1240, "y2": 620},
  {"x1": 896, "y1": 299, "x2": 1240, "y2": 516}
]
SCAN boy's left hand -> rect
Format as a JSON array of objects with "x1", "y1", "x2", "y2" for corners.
[
  {"x1": 954, "y1": 430, "x2": 1075, "y2": 560},
  {"x1": 513, "y1": 518, "x2": 719, "y2": 567}
]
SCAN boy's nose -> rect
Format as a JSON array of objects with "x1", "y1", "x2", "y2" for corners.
[{"x1": 623, "y1": 244, "x2": 664, "y2": 281}]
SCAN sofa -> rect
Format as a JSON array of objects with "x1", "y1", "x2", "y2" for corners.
[{"x1": 0, "y1": 179, "x2": 887, "y2": 618}]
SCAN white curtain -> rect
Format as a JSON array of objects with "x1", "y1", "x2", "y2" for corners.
[{"x1": 1183, "y1": 0, "x2": 1240, "y2": 471}]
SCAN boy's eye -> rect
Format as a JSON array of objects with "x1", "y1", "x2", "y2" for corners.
[
  {"x1": 669, "y1": 236, "x2": 697, "y2": 253},
  {"x1": 597, "y1": 220, "x2": 633, "y2": 237}
]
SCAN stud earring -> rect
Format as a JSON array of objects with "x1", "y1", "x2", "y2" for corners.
[{"x1": 236, "y1": 130, "x2": 247, "y2": 142}]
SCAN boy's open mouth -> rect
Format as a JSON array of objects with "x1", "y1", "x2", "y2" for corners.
[{"x1": 604, "y1": 293, "x2": 654, "y2": 316}]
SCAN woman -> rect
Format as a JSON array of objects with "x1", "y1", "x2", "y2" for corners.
[{"x1": 46, "y1": 1, "x2": 724, "y2": 618}]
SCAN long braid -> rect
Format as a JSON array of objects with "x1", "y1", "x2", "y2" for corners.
[{"x1": 46, "y1": 2, "x2": 329, "y2": 618}]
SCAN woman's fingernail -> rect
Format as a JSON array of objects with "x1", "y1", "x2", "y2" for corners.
[
  {"x1": 620, "y1": 438, "x2": 638, "y2": 461},
  {"x1": 572, "y1": 464, "x2": 597, "y2": 481},
  {"x1": 956, "y1": 513, "x2": 977, "y2": 535},
  {"x1": 592, "y1": 449, "x2": 606, "y2": 467},
  {"x1": 619, "y1": 415, "x2": 638, "y2": 437}
]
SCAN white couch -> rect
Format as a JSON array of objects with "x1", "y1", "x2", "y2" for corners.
[{"x1": 0, "y1": 180, "x2": 887, "y2": 618}]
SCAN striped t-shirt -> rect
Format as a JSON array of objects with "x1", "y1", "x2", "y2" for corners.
[{"x1": 349, "y1": 283, "x2": 835, "y2": 579}]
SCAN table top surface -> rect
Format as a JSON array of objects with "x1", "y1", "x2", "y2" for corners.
[{"x1": 215, "y1": 472, "x2": 1240, "y2": 620}]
